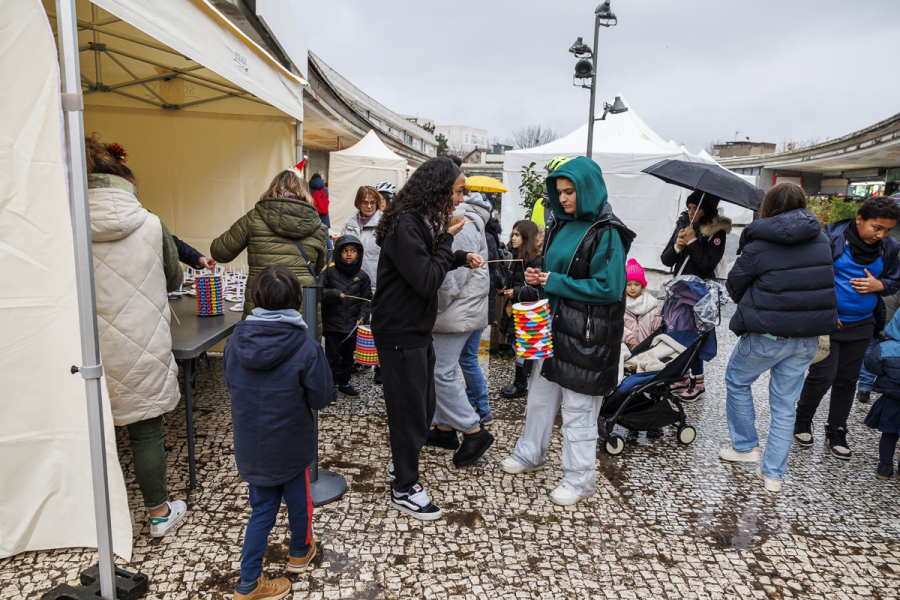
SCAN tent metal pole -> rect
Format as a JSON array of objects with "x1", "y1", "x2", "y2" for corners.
[{"x1": 55, "y1": 1, "x2": 117, "y2": 598}]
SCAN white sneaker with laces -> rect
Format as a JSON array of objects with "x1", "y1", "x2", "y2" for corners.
[
  {"x1": 755, "y1": 466, "x2": 782, "y2": 493},
  {"x1": 718, "y1": 446, "x2": 762, "y2": 463},
  {"x1": 149, "y1": 500, "x2": 187, "y2": 538},
  {"x1": 549, "y1": 485, "x2": 593, "y2": 506},
  {"x1": 500, "y1": 456, "x2": 545, "y2": 475}
]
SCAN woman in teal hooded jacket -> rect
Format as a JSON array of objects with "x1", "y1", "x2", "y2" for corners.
[{"x1": 501, "y1": 157, "x2": 634, "y2": 507}]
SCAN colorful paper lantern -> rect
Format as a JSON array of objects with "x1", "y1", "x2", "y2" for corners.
[
  {"x1": 195, "y1": 274, "x2": 224, "y2": 316},
  {"x1": 513, "y1": 299, "x2": 553, "y2": 359},
  {"x1": 355, "y1": 325, "x2": 379, "y2": 366}
]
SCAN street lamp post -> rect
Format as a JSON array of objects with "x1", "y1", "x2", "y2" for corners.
[{"x1": 570, "y1": 2, "x2": 618, "y2": 159}]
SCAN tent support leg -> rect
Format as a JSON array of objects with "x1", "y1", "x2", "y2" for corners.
[{"x1": 56, "y1": 1, "x2": 117, "y2": 598}]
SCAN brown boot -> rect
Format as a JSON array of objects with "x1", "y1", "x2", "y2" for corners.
[
  {"x1": 233, "y1": 575, "x2": 291, "y2": 600},
  {"x1": 287, "y1": 538, "x2": 317, "y2": 573}
]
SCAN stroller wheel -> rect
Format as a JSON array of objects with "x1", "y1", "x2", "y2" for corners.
[
  {"x1": 604, "y1": 434, "x2": 625, "y2": 456},
  {"x1": 677, "y1": 425, "x2": 696, "y2": 445}
]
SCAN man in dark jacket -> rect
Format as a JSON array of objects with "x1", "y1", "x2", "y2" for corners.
[
  {"x1": 320, "y1": 235, "x2": 373, "y2": 399},
  {"x1": 720, "y1": 184, "x2": 838, "y2": 494},
  {"x1": 223, "y1": 265, "x2": 333, "y2": 600}
]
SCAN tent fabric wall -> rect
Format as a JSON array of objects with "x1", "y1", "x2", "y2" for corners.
[
  {"x1": 83, "y1": 107, "x2": 296, "y2": 267},
  {"x1": 501, "y1": 98, "x2": 683, "y2": 271},
  {"x1": 328, "y1": 130, "x2": 407, "y2": 233},
  {"x1": 0, "y1": 0, "x2": 131, "y2": 560}
]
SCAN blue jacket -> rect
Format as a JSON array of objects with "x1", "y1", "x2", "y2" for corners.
[
  {"x1": 825, "y1": 219, "x2": 900, "y2": 331},
  {"x1": 223, "y1": 309, "x2": 334, "y2": 486},
  {"x1": 864, "y1": 316, "x2": 900, "y2": 435},
  {"x1": 727, "y1": 209, "x2": 838, "y2": 338}
]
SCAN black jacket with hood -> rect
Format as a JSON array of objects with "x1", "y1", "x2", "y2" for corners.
[
  {"x1": 540, "y1": 157, "x2": 635, "y2": 397},
  {"x1": 320, "y1": 235, "x2": 372, "y2": 334},
  {"x1": 726, "y1": 209, "x2": 838, "y2": 338},
  {"x1": 660, "y1": 210, "x2": 733, "y2": 280}
]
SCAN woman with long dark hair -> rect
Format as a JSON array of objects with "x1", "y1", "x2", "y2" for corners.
[
  {"x1": 498, "y1": 220, "x2": 543, "y2": 398},
  {"x1": 371, "y1": 157, "x2": 484, "y2": 520}
]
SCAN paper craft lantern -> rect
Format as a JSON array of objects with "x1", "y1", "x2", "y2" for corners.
[
  {"x1": 513, "y1": 299, "x2": 553, "y2": 359},
  {"x1": 355, "y1": 325, "x2": 379, "y2": 366},
  {"x1": 195, "y1": 274, "x2": 224, "y2": 316}
]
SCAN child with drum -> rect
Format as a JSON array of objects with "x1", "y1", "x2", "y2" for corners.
[{"x1": 320, "y1": 235, "x2": 373, "y2": 399}]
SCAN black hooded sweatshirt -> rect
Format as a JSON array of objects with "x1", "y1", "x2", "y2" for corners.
[{"x1": 320, "y1": 235, "x2": 372, "y2": 333}]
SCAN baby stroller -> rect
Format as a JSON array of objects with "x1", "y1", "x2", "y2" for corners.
[{"x1": 599, "y1": 276, "x2": 723, "y2": 456}]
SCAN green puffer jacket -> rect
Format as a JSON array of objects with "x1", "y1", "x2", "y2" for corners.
[{"x1": 211, "y1": 197, "x2": 328, "y2": 325}]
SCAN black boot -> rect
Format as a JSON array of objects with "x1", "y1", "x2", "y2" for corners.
[
  {"x1": 793, "y1": 418, "x2": 814, "y2": 448},
  {"x1": 453, "y1": 427, "x2": 495, "y2": 467},
  {"x1": 825, "y1": 425, "x2": 852, "y2": 460},
  {"x1": 500, "y1": 365, "x2": 528, "y2": 399},
  {"x1": 857, "y1": 390, "x2": 871, "y2": 403},
  {"x1": 373, "y1": 365, "x2": 382, "y2": 386},
  {"x1": 425, "y1": 427, "x2": 459, "y2": 450}
]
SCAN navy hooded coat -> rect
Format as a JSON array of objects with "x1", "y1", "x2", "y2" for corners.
[{"x1": 726, "y1": 209, "x2": 838, "y2": 338}]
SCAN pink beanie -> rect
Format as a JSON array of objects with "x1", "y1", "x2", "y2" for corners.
[{"x1": 625, "y1": 258, "x2": 647, "y2": 288}]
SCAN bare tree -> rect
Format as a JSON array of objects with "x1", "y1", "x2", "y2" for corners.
[
  {"x1": 777, "y1": 137, "x2": 794, "y2": 153},
  {"x1": 804, "y1": 135, "x2": 821, "y2": 148},
  {"x1": 704, "y1": 139, "x2": 723, "y2": 156},
  {"x1": 509, "y1": 125, "x2": 559, "y2": 149}
]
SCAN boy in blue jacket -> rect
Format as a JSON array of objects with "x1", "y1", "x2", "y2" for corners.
[
  {"x1": 864, "y1": 314, "x2": 900, "y2": 481},
  {"x1": 223, "y1": 265, "x2": 334, "y2": 600}
]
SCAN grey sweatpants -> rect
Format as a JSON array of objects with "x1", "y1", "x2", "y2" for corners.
[
  {"x1": 432, "y1": 331, "x2": 482, "y2": 433},
  {"x1": 512, "y1": 358, "x2": 604, "y2": 496}
]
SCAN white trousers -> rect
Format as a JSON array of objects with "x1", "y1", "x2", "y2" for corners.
[{"x1": 512, "y1": 359, "x2": 603, "y2": 496}]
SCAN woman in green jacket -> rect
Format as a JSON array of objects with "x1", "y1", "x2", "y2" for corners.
[{"x1": 212, "y1": 170, "x2": 328, "y2": 319}]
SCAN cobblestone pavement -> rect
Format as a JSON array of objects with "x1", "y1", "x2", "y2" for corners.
[{"x1": 5, "y1": 261, "x2": 900, "y2": 598}]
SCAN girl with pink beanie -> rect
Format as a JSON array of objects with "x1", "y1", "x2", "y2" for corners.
[{"x1": 623, "y1": 258, "x2": 662, "y2": 349}]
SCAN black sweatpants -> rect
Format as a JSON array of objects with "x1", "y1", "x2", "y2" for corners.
[
  {"x1": 324, "y1": 331, "x2": 356, "y2": 386},
  {"x1": 379, "y1": 344, "x2": 436, "y2": 494},
  {"x1": 796, "y1": 318, "x2": 874, "y2": 431}
]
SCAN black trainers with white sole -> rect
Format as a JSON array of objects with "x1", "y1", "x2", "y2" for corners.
[
  {"x1": 336, "y1": 384, "x2": 360, "y2": 399},
  {"x1": 793, "y1": 418, "x2": 814, "y2": 448},
  {"x1": 825, "y1": 425, "x2": 852, "y2": 460},
  {"x1": 390, "y1": 483, "x2": 442, "y2": 520}
]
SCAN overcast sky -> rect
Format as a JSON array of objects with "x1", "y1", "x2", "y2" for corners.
[{"x1": 296, "y1": 0, "x2": 899, "y2": 153}]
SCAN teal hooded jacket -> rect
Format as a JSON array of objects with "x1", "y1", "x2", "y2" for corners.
[{"x1": 543, "y1": 157, "x2": 628, "y2": 314}]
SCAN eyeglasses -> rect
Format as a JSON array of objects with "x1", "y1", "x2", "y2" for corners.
[{"x1": 360, "y1": 200, "x2": 378, "y2": 207}]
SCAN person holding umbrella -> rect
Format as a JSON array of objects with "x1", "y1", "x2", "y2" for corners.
[{"x1": 659, "y1": 191, "x2": 733, "y2": 400}]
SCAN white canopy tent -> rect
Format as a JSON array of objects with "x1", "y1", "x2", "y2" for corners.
[
  {"x1": 328, "y1": 130, "x2": 408, "y2": 232},
  {"x1": 501, "y1": 97, "x2": 685, "y2": 271},
  {"x1": 2, "y1": 0, "x2": 309, "y2": 595}
]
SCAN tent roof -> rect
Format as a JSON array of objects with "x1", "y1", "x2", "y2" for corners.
[
  {"x1": 45, "y1": 0, "x2": 306, "y2": 119},
  {"x1": 331, "y1": 130, "x2": 407, "y2": 167},
  {"x1": 504, "y1": 96, "x2": 681, "y2": 174}
]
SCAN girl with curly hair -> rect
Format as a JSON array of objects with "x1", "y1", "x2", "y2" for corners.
[{"x1": 371, "y1": 157, "x2": 484, "y2": 520}]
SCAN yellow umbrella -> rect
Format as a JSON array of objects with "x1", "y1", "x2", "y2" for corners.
[{"x1": 466, "y1": 175, "x2": 508, "y2": 193}]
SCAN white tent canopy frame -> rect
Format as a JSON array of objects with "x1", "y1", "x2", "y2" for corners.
[
  {"x1": 328, "y1": 129, "x2": 408, "y2": 232},
  {"x1": 501, "y1": 97, "x2": 686, "y2": 272},
  {"x1": 2, "y1": 2, "x2": 309, "y2": 598}
]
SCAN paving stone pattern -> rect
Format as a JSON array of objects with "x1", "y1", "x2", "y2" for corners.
[{"x1": 5, "y1": 265, "x2": 900, "y2": 598}]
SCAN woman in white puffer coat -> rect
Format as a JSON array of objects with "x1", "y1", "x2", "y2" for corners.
[{"x1": 85, "y1": 136, "x2": 186, "y2": 538}]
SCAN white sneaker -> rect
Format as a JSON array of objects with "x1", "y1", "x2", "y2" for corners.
[
  {"x1": 718, "y1": 446, "x2": 762, "y2": 463},
  {"x1": 549, "y1": 485, "x2": 592, "y2": 506},
  {"x1": 755, "y1": 466, "x2": 782, "y2": 493},
  {"x1": 149, "y1": 500, "x2": 187, "y2": 537},
  {"x1": 500, "y1": 456, "x2": 546, "y2": 474}
]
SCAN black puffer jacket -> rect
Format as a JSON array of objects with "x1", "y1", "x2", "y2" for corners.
[
  {"x1": 320, "y1": 235, "x2": 372, "y2": 334},
  {"x1": 540, "y1": 204, "x2": 635, "y2": 397},
  {"x1": 499, "y1": 254, "x2": 543, "y2": 337},
  {"x1": 727, "y1": 209, "x2": 838, "y2": 337},
  {"x1": 660, "y1": 212, "x2": 732, "y2": 280},
  {"x1": 485, "y1": 217, "x2": 503, "y2": 323}
]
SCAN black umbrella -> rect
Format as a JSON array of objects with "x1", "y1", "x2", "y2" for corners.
[{"x1": 642, "y1": 159, "x2": 764, "y2": 211}]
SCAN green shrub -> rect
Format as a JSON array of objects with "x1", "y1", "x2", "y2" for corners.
[
  {"x1": 518, "y1": 162, "x2": 545, "y2": 219},
  {"x1": 808, "y1": 195, "x2": 860, "y2": 227}
]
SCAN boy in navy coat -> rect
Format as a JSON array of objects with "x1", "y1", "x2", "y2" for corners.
[
  {"x1": 864, "y1": 314, "x2": 900, "y2": 481},
  {"x1": 223, "y1": 265, "x2": 334, "y2": 600}
]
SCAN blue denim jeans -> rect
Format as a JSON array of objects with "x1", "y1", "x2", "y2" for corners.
[
  {"x1": 460, "y1": 329, "x2": 491, "y2": 417},
  {"x1": 239, "y1": 469, "x2": 313, "y2": 587},
  {"x1": 724, "y1": 333, "x2": 818, "y2": 480},
  {"x1": 857, "y1": 337, "x2": 879, "y2": 392}
]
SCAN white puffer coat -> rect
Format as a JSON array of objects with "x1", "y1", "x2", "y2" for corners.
[
  {"x1": 341, "y1": 209, "x2": 382, "y2": 293},
  {"x1": 433, "y1": 193, "x2": 490, "y2": 334},
  {"x1": 89, "y1": 178, "x2": 179, "y2": 426}
]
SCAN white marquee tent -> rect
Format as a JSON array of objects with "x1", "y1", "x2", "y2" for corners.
[
  {"x1": 1, "y1": 0, "x2": 309, "y2": 594},
  {"x1": 501, "y1": 97, "x2": 687, "y2": 271},
  {"x1": 328, "y1": 129, "x2": 408, "y2": 231}
]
